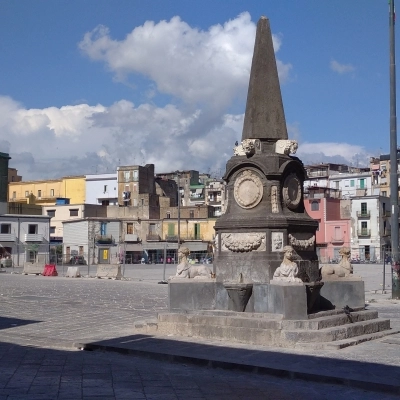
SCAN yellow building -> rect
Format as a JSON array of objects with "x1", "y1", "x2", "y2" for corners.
[{"x1": 8, "y1": 176, "x2": 86, "y2": 205}]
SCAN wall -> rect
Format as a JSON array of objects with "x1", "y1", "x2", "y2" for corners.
[{"x1": 85, "y1": 173, "x2": 118, "y2": 205}]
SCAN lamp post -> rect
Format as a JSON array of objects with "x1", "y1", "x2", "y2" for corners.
[
  {"x1": 389, "y1": 0, "x2": 400, "y2": 298},
  {"x1": 176, "y1": 171, "x2": 181, "y2": 257}
]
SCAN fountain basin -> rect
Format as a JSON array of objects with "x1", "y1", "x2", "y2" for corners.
[{"x1": 223, "y1": 282, "x2": 253, "y2": 312}]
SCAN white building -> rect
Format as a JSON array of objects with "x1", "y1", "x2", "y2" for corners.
[
  {"x1": 85, "y1": 173, "x2": 118, "y2": 206},
  {"x1": 43, "y1": 204, "x2": 107, "y2": 243},
  {"x1": 329, "y1": 171, "x2": 373, "y2": 198},
  {"x1": 350, "y1": 196, "x2": 391, "y2": 261},
  {"x1": 62, "y1": 218, "x2": 120, "y2": 264},
  {"x1": 0, "y1": 214, "x2": 50, "y2": 267}
]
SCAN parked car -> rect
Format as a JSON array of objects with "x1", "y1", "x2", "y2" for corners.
[{"x1": 69, "y1": 256, "x2": 87, "y2": 265}]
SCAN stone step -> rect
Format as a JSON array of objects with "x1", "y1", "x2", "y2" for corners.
[
  {"x1": 282, "y1": 310, "x2": 379, "y2": 331},
  {"x1": 282, "y1": 318, "x2": 391, "y2": 343},
  {"x1": 158, "y1": 312, "x2": 282, "y2": 330},
  {"x1": 295, "y1": 328, "x2": 400, "y2": 350},
  {"x1": 156, "y1": 320, "x2": 281, "y2": 346}
]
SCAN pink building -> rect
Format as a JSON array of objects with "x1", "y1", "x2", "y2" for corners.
[{"x1": 304, "y1": 193, "x2": 351, "y2": 263}]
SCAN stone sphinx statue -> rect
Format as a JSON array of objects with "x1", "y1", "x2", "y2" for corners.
[
  {"x1": 169, "y1": 247, "x2": 214, "y2": 280},
  {"x1": 272, "y1": 245, "x2": 302, "y2": 283},
  {"x1": 321, "y1": 247, "x2": 353, "y2": 279}
]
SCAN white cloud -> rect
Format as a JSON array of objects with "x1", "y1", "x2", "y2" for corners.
[
  {"x1": 79, "y1": 12, "x2": 291, "y2": 109},
  {"x1": 297, "y1": 142, "x2": 371, "y2": 167},
  {"x1": 330, "y1": 59, "x2": 355, "y2": 74}
]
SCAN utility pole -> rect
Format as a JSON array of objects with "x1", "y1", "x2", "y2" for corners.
[{"x1": 389, "y1": 0, "x2": 400, "y2": 298}]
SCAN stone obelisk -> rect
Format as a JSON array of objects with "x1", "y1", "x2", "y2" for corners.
[{"x1": 213, "y1": 16, "x2": 319, "y2": 284}]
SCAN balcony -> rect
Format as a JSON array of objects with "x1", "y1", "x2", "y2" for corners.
[
  {"x1": 384, "y1": 210, "x2": 391, "y2": 217},
  {"x1": 125, "y1": 234, "x2": 139, "y2": 242},
  {"x1": 165, "y1": 235, "x2": 178, "y2": 242},
  {"x1": 356, "y1": 211, "x2": 370, "y2": 218},
  {"x1": 183, "y1": 235, "x2": 203, "y2": 241},
  {"x1": 24, "y1": 234, "x2": 43, "y2": 242},
  {"x1": 95, "y1": 235, "x2": 115, "y2": 244},
  {"x1": 331, "y1": 236, "x2": 344, "y2": 244},
  {"x1": 146, "y1": 234, "x2": 161, "y2": 241},
  {"x1": 357, "y1": 229, "x2": 371, "y2": 237},
  {"x1": 0, "y1": 233, "x2": 16, "y2": 241}
]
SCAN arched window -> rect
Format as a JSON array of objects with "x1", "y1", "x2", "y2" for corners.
[{"x1": 311, "y1": 201, "x2": 319, "y2": 211}]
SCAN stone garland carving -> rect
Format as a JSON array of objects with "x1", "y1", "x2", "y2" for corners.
[
  {"x1": 222, "y1": 232, "x2": 266, "y2": 252},
  {"x1": 272, "y1": 245, "x2": 302, "y2": 283},
  {"x1": 271, "y1": 185, "x2": 279, "y2": 213},
  {"x1": 234, "y1": 170, "x2": 263, "y2": 209},
  {"x1": 288, "y1": 234, "x2": 315, "y2": 250},
  {"x1": 233, "y1": 139, "x2": 257, "y2": 156},
  {"x1": 275, "y1": 139, "x2": 298, "y2": 155}
]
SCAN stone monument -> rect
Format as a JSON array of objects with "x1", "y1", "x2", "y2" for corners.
[{"x1": 153, "y1": 16, "x2": 396, "y2": 348}]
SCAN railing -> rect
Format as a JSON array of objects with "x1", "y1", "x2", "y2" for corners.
[
  {"x1": 165, "y1": 235, "x2": 178, "y2": 242},
  {"x1": 24, "y1": 234, "x2": 44, "y2": 242},
  {"x1": 357, "y1": 229, "x2": 371, "y2": 237},
  {"x1": 331, "y1": 237, "x2": 344, "y2": 244},
  {"x1": 146, "y1": 234, "x2": 161, "y2": 241},
  {"x1": 183, "y1": 235, "x2": 203, "y2": 241},
  {"x1": 95, "y1": 235, "x2": 114, "y2": 244},
  {"x1": 356, "y1": 211, "x2": 370, "y2": 218},
  {"x1": 0, "y1": 233, "x2": 16, "y2": 241}
]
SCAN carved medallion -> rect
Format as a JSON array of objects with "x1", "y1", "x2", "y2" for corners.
[
  {"x1": 234, "y1": 170, "x2": 263, "y2": 209},
  {"x1": 282, "y1": 173, "x2": 302, "y2": 210}
]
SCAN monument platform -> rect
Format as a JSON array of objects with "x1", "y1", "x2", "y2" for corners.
[{"x1": 137, "y1": 308, "x2": 397, "y2": 350}]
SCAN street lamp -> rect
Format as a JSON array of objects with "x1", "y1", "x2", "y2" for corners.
[{"x1": 176, "y1": 171, "x2": 181, "y2": 255}]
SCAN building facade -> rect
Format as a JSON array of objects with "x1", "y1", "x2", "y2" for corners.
[{"x1": 0, "y1": 214, "x2": 50, "y2": 267}]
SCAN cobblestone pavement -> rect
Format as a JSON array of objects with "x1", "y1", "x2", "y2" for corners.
[
  {"x1": 0, "y1": 272, "x2": 400, "y2": 399},
  {"x1": 2, "y1": 341, "x2": 400, "y2": 400}
]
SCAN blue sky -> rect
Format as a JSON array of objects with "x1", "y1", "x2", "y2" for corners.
[{"x1": 0, "y1": 1, "x2": 395, "y2": 179}]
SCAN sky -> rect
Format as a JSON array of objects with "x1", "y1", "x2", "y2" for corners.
[{"x1": 0, "y1": 1, "x2": 397, "y2": 180}]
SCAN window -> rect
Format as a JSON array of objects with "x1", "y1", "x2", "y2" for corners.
[
  {"x1": 168, "y1": 223, "x2": 175, "y2": 236},
  {"x1": 50, "y1": 189, "x2": 54, "y2": 197},
  {"x1": 127, "y1": 223, "x2": 134, "y2": 234},
  {"x1": 381, "y1": 164, "x2": 387, "y2": 171},
  {"x1": 124, "y1": 171, "x2": 130, "y2": 182},
  {"x1": 361, "y1": 221, "x2": 368, "y2": 229},
  {"x1": 133, "y1": 184, "x2": 137, "y2": 192},
  {"x1": 0, "y1": 224, "x2": 11, "y2": 234},
  {"x1": 383, "y1": 203, "x2": 386, "y2": 214},
  {"x1": 141, "y1": 199, "x2": 144, "y2": 206},
  {"x1": 79, "y1": 246, "x2": 84, "y2": 256},
  {"x1": 100, "y1": 222, "x2": 107, "y2": 235},
  {"x1": 190, "y1": 210, "x2": 194, "y2": 218},
  {"x1": 12, "y1": 191, "x2": 16, "y2": 199},
  {"x1": 311, "y1": 201, "x2": 319, "y2": 211},
  {"x1": 166, "y1": 212, "x2": 171, "y2": 219},
  {"x1": 350, "y1": 180, "x2": 355, "y2": 187},
  {"x1": 149, "y1": 223, "x2": 156, "y2": 234},
  {"x1": 50, "y1": 226, "x2": 55, "y2": 234},
  {"x1": 101, "y1": 200, "x2": 109, "y2": 206},
  {"x1": 334, "y1": 226, "x2": 340, "y2": 239},
  {"x1": 37, "y1": 190, "x2": 41, "y2": 197},
  {"x1": 361, "y1": 202, "x2": 367, "y2": 214},
  {"x1": 359, "y1": 179, "x2": 365, "y2": 189},
  {"x1": 47, "y1": 210, "x2": 55, "y2": 217},
  {"x1": 194, "y1": 223, "x2": 200, "y2": 239},
  {"x1": 103, "y1": 185, "x2": 107, "y2": 193},
  {"x1": 334, "y1": 181, "x2": 339, "y2": 189},
  {"x1": 69, "y1": 209, "x2": 79, "y2": 217},
  {"x1": 382, "y1": 191, "x2": 387, "y2": 197},
  {"x1": 133, "y1": 199, "x2": 138, "y2": 206},
  {"x1": 25, "y1": 191, "x2": 29, "y2": 197},
  {"x1": 28, "y1": 224, "x2": 37, "y2": 234},
  {"x1": 133, "y1": 170, "x2": 138, "y2": 181}
]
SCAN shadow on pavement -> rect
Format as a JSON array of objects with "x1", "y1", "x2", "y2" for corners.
[
  {"x1": 0, "y1": 316, "x2": 41, "y2": 330},
  {"x1": 80, "y1": 333, "x2": 400, "y2": 396}
]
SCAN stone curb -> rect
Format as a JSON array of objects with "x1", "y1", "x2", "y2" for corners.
[{"x1": 74, "y1": 341, "x2": 400, "y2": 396}]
